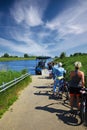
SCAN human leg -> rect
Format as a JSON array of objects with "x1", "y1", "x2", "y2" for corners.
[
  {"x1": 76, "y1": 94, "x2": 81, "y2": 110},
  {"x1": 70, "y1": 94, "x2": 75, "y2": 110},
  {"x1": 53, "y1": 79, "x2": 59, "y2": 95},
  {"x1": 69, "y1": 87, "x2": 76, "y2": 109},
  {"x1": 75, "y1": 88, "x2": 81, "y2": 110},
  {"x1": 57, "y1": 79, "x2": 63, "y2": 99}
]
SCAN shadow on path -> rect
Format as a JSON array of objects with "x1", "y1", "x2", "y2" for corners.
[
  {"x1": 34, "y1": 85, "x2": 52, "y2": 89},
  {"x1": 34, "y1": 84, "x2": 82, "y2": 126},
  {"x1": 35, "y1": 103, "x2": 82, "y2": 126},
  {"x1": 38, "y1": 76, "x2": 52, "y2": 79},
  {"x1": 34, "y1": 85, "x2": 53, "y2": 96},
  {"x1": 34, "y1": 90, "x2": 51, "y2": 96}
]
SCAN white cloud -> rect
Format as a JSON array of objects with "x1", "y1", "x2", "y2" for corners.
[
  {"x1": 1, "y1": 0, "x2": 87, "y2": 57},
  {"x1": 37, "y1": 31, "x2": 50, "y2": 39},
  {"x1": 24, "y1": 6, "x2": 43, "y2": 26},
  {"x1": 10, "y1": 0, "x2": 49, "y2": 27},
  {"x1": 43, "y1": 0, "x2": 87, "y2": 56},
  {"x1": 46, "y1": 20, "x2": 60, "y2": 30},
  {"x1": 0, "y1": 36, "x2": 50, "y2": 56},
  {"x1": 10, "y1": 3, "x2": 42, "y2": 26},
  {"x1": 10, "y1": 6, "x2": 25, "y2": 24},
  {"x1": 46, "y1": 0, "x2": 87, "y2": 37}
]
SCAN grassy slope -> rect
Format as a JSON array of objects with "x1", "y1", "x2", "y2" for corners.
[
  {"x1": 54, "y1": 55, "x2": 87, "y2": 85},
  {"x1": 0, "y1": 69, "x2": 32, "y2": 118},
  {"x1": 0, "y1": 76, "x2": 32, "y2": 118},
  {"x1": 0, "y1": 70, "x2": 22, "y2": 85}
]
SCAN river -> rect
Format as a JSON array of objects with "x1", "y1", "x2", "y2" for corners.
[
  {"x1": 0, "y1": 60, "x2": 36, "y2": 75},
  {"x1": 0, "y1": 59, "x2": 52, "y2": 75}
]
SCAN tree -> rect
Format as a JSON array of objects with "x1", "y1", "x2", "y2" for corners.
[
  {"x1": 55, "y1": 56, "x2": 58, "y2": 58},
  {"x1": 3, "y1": 53, "x2": 9, "y2": 58},
  {"x1": 60, "y1": 52, "x2": 66, "y2": 59},
  {"x1": 24, "y1": 53, "x2": 29, "y2": 58}
]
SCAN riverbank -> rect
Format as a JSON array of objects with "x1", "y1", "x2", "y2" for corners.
[
  {"x1": 0, "y1": 71, "x2": 86, "y2": 130},
  {"x1": 0, "y1": 57, "x2": 36, "y2": 61}
]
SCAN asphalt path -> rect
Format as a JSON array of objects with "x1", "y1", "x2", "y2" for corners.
[{"x1": 0, "y1": 70, "x2": 86, "y2": 130}]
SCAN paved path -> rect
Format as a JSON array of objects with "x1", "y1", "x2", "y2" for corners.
[{"x1": 0, "y1": 70, "x2": 86, "y2": 130}]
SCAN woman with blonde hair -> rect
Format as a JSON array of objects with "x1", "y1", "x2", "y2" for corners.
[{"x1": 69, "y1": 61, "x2": 85, "y2": 111}]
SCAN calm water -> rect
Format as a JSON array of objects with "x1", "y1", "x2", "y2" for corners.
[
  {"x1": 0, "y1": 60, "x2": 37, "y2": 75},
  {"x1": 0, "y1": 58, "x2": 52, "y2": 75}
]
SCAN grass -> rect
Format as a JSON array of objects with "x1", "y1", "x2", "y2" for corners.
[
  {"x1": 54, "y1": 55, "x2": 87, "y2": 86},
  {"x1": 0, "y1": 70, "x2": 32, "y2": 118},
  {"x1": 0, "y1": 57, "x2": 36, "y2": 61},
  {"x1": 0, "y1": 70, "x2": 22, "y2": 85}
]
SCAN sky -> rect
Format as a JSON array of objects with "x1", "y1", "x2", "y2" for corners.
[{"x1": 0, "y1": 0, "x2": 87, "y2": 57}]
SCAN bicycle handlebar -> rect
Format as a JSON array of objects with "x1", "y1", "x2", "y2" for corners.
[{"x1": 80, "y1": 87, "x2": 87, "y2": 94}]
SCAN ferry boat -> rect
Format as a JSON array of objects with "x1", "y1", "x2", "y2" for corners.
[{"x1": 35, "y1": 56, "x2": 51, "y2": 75}]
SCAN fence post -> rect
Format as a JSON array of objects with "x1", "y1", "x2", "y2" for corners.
[
  {"x1": 14, "y1": 78, "x2": 17, "y2": 82},
  {"x1": 85, "y1": 75, "x2": 87, "y2": 88},
  {"x1": 2, "y1": 82, "x2": 5, "y2": 88}
]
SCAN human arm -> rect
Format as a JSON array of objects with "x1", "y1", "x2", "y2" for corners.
[{"x1": 81, "y1": 71, "x2": 85, "y2": 87}]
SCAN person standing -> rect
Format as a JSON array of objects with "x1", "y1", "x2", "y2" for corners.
[
  {"x1": 69, "y1": 61, "x2": 85, "y2": 111},
  {"x1": 53, "y1": 62, "x2": 66, "y2": 98}
]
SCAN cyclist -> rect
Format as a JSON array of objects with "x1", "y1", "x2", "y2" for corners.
[
  {"x1": 53, "y1": 62, "x2": 66, "y2": 98},
  {"x1": 69, "y1": 61, "x2": 85, "y2": 111}
]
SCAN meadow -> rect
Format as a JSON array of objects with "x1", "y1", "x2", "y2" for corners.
[
  {"x1": 0, "y1": 57, "x2": 35, "y2": 61},
  {"x1": 54, "y1": 54, "x2": 87, "y2": 86}
]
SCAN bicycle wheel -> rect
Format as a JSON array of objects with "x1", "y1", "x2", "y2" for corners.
[
  {"x1": 80, "y1": 101, "x2": 86, "y2": 125},
  {"x1": 64, "y1": 85, "x2": 70, "y2": 100},
  {"x1": 84, "y1": 111, "x2": 87, "y2": 126}
]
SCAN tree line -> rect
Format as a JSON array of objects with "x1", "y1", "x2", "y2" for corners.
[
  {"x1": 55, "y1": 52, "x2": 87, "y2": 59},
  {"x1": 0, "y1": 53, "x2": 36, "y2": 58},
  {"x1": 0, "y1": 52, "x2": 87, "y2": 59}
]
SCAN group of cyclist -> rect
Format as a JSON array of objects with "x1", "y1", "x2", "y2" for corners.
[{"x1": 48, "y1": 61, "x2": 85, "y2": 112}]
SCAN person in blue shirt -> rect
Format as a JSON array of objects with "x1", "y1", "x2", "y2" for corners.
[{"x1": 53, "y1": 62, "x2": 66, "y2": 98}]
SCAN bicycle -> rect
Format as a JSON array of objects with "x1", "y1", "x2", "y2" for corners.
[
  {"x1": 59, "y1": 78, "x2": 70, "y2": 100},
  {"x1": 49, "y1": 77, "x2": 70, "y2": 100},
  {"x1": 80, "y1": 87, "x2": 87, "y2": 126}
]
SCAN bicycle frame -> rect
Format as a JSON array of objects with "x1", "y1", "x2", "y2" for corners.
[
  {"x1": 58, "y1": 78, "x2": 70, "y2": 100},
  {"x1": 80, "y1": 88, "x2": 87, "y2": 126}
]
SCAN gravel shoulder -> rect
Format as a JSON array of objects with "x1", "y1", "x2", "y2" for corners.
[{"x1": 0, "y1": 70, "x2": 86, "y2": 130}]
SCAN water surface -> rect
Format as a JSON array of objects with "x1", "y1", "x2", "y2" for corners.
[{"x1": 0, "y1": 60, "x2": 36, "y2": 75}]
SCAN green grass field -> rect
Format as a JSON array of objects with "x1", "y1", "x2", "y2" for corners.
[
  {"x1": 54, "y1": 54, "x2": 87, "y2": 85},
  {"x1": 0, "y1": 57, "x2": 36, "y2": 61}
]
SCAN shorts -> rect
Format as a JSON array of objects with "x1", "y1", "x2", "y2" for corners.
[{"x1": 69, "y1": 87, "x2": 81, "y2": 96}]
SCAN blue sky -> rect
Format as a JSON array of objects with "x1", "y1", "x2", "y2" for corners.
[{"x1": 0, "y1": 0, "x2": 87, "y2": 57}]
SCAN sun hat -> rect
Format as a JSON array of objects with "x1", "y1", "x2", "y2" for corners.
[{"x1": 58, "y1": 62, "x2": 62, "y2": 67}]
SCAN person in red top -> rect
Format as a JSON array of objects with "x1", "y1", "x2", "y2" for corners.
[{"x1": 69, "y1": 61, "x2": 85, "y2": 111}]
